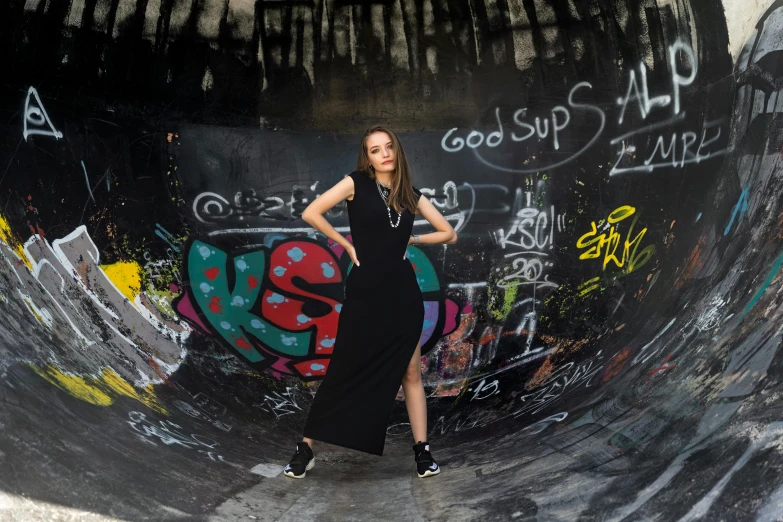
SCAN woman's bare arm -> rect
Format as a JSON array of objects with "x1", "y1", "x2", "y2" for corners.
[
  {"x1": 410, "y1": 194, "x2": 458, "y2": 245},
  {"x1": 301, "y1": 176, "x2": 355, "y2": 250}
]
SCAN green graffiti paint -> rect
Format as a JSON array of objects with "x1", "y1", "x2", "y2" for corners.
[
  {"x1": 189, "y1": 241, "x2": 311, "y2": 363},
  {"x1": 405, "y1": 246, "x2": 439, "y2": 292},
  {"x1": 487, "y1": 283, "x2": 518, "y2": 321},
  {"x1": 743, "y1": 250, "x2": 783, "y2": 316}
]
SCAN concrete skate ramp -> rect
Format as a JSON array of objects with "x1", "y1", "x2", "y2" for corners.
[{"x1": 1, "y1": 0, "x2": 782, "y2": 520}]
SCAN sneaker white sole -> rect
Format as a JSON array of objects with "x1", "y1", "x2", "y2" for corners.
[
  {"x1": 417, "y1": 466, "x2": 440, "y2": 478},
  {"x1": 283, "y1": 457, "x2": 315, "y2": 479}
]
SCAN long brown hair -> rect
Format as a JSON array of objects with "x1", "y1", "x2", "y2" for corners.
[{"x1": 356, "y1": 124, "x2": 419, "y2": 214}]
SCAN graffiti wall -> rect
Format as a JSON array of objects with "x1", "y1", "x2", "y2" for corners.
[{"x1": 0, "y1": 0, "x2": 782, "y2": 519}]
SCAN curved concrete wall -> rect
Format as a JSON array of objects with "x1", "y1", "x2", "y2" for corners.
[{"x1": 0, "y1": 0, "x2": 781, "y2": 519}]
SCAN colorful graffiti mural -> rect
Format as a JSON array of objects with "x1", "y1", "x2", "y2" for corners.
[{"x1": 177, "y1": 237, "x2": 458, "y2": 380}]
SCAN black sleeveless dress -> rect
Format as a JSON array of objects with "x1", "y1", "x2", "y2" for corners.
[{"x1": 302, "y1": 170, "x2": 425, "y2": 456}]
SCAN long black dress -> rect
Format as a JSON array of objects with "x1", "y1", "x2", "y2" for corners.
[{"x1": 302, "y1": 169, "x2": 425, "y2": 456}]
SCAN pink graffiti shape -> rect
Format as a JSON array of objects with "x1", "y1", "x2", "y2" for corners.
[
  {"x1": 443, "y1": 299, "x2": 460, "y2": 334},
  {"x1": 175, "y1": 293, "x2": 210, "y2": 332}
]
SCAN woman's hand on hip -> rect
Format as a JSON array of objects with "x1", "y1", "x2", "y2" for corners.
[{"x1": 347, "y1": 244, "x2": 360, "y2": 266}]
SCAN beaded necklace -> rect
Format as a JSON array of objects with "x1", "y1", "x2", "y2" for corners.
[{"x1": 375, "y1": 178, "x2": 402, "y2": 228}]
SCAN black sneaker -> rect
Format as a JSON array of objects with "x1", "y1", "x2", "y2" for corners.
[
  {"x1": 283, "y1": 441, "x2": 315, "y2": 479},
  {"x1": 413, "y1": 441, "x2": 441, "y2": 478}
]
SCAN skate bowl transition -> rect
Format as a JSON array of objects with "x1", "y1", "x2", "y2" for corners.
[{"x1": 1, "y1": 0, "x2": 783, "y2": 520}]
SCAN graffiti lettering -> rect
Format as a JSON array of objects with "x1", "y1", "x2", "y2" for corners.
[
  {"x1": 493, "y1": 192, "x2": 562, "y2": 290},
  {"x1": 514, "y1": 359, "x2": 604, "y2": 416},
  {"x1": 611, "y1": 40, "x2": 728, "y2": 175},
  {"x1": 192, "y1": 182, "x2": 345, "y2": 225},
  {"x1": 616, "y1": 39, "x2": 696, "y2": 124},
  {"x1": 610, "y1": 120, "x2": 728, "y2": 176},
  {"x1": 0, "y1": 227, "x2": 188, "y2": 385},
  {"x1": 441, "y1": 82, "x2": 605, "y2": 173},
  {"x1": 254, "y1": 387, "x2": 305, "y2": 418},
  {"x1": 23, "y1": 87, "x2": 63, "y2": 141},
  {"x1": 467, "y1": 378, "x2": 500, "y2": 401},
  {"x1": 173, "y1": 400, "x2": 232, "y2": 432},
  {"x1": 127, "y1": 411, "x2": 218, "y2": 449},
  {"x1": 182, "y1": 238, "x2": 450, "y2": 378},
  {"x1": 576, "y1": 205, "x2": 655, "y2": 284}
]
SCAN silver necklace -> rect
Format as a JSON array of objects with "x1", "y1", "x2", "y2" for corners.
[{"x1": 376, "y1": 179, "x2": 402, "y2": 227}]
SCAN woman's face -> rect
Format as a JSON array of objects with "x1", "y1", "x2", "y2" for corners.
[{"x1": 365, "y1": 132, "x2": 396, "y2": 173}]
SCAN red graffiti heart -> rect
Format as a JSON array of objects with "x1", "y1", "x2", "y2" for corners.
[
  {"x1": 248, "y1": 275, "x2": 259, "y2": 289},
  {"x1": 205, "y1": 267, "x2": 220, "y2": 280},
  {"x1": 235, "y1": 338, "x2": 251, "y2": 350}
]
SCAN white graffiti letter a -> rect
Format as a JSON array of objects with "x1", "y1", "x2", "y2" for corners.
[
  {"x1": 23, "y1": 87, "x2": 63, "y2": 141},
  {"x1": 616, "y1": 66, "x2": 671, "y2": 125}
]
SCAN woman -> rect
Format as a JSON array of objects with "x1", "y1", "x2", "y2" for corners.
[{"x1": 283, "y1": 124, "x2": 457, "y2": 479}]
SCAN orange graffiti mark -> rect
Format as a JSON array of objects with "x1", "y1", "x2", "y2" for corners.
[
  {"x1": 431, "y1": 383, "x2": 463, "y2": 397},
  {"x1": 479, "y1": 329, "x2": 497, "y2": 346},
  {"x1": 146, "y1": 356, "x2": 171, "y2": 383},
  {"x1": 28, "y1": 224, "x2": 44, "y2": 238},
  {"x1": 601, "y1": 347, "x2": 631, "y2": 384},
  {"x1": 445, "y1": 313, "x2": 475, "y2": 342},
  {"x1": 502, "y1": 329, "x2": 590, "y2": 355},
  {"x1": 441, "y1": 342, "x2": 473, "y2": 374},
  {"x1": 675, "y1": 232, "x2": 707, "y2": 288},
  {"x1": 526, "y1": 358, "x2": 556, "y2": 391}
]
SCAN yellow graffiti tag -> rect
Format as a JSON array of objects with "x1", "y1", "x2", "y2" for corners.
[{"x1": 576, "y1": 205, "x2": 655, "y2": 274}]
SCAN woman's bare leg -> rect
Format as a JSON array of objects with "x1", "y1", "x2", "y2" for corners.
[
  {"x1": 302, "y1": 437, "x2": 315, "y2": 450},
  {"x1": 402, "y1": 340, "x2": 428, "y2": 442}
]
